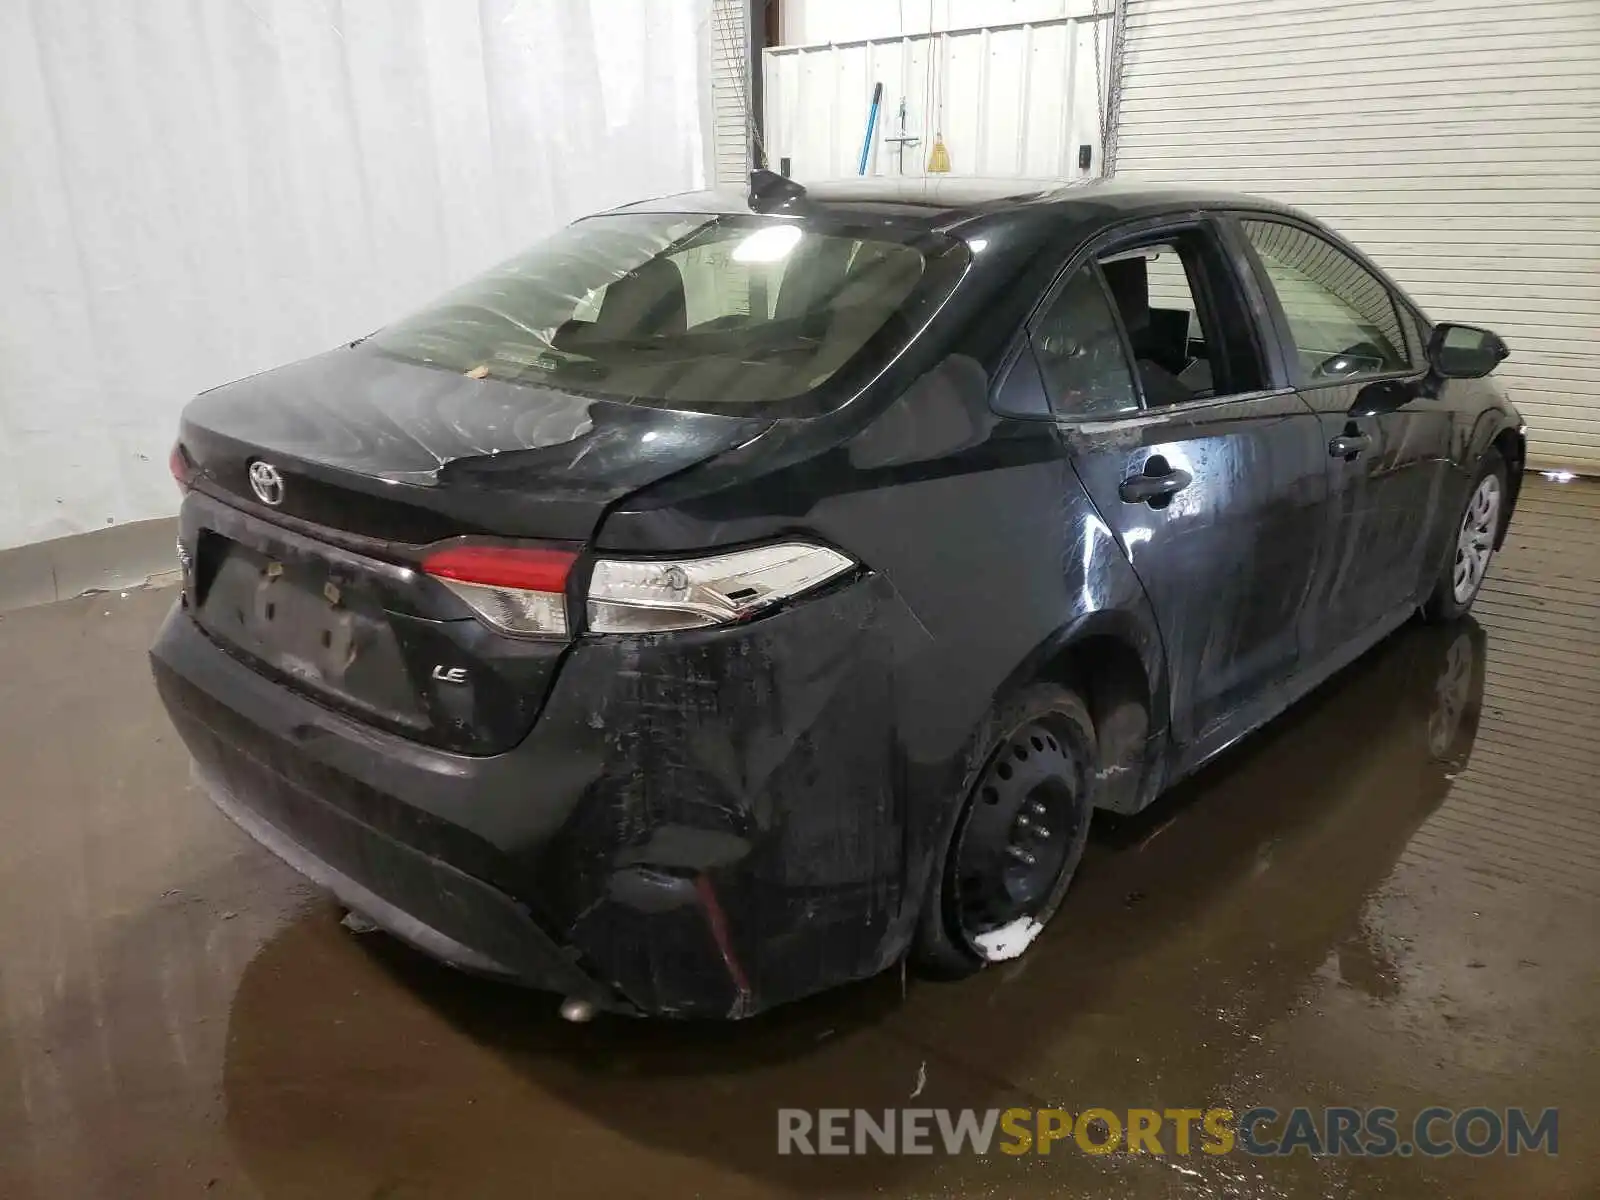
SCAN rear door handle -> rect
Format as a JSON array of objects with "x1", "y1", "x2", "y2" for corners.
[
  {"x1": 1329, "y1": 432, "x2": 1372, "y2": 459},
  {"x1": 1119, "y1": 467, "x2": 1192, "y2": 504}
]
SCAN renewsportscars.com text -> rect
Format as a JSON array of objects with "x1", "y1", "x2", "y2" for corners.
[{"x1": 777, "y1": 1106, "x2": 1559, "y2": 1158}]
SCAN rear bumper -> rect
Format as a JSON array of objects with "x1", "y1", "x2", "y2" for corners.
[
  {"x1": 197, "y1": 761, "x2": 613, "y2": 999},
  {"x1": 151, "y1": 573, "x2": 920, "y2": 1018}
]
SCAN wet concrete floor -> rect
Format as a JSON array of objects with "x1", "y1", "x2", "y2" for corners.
[{"x1": 1, "y1": 477, "x2": 1597, "y2": 1199}]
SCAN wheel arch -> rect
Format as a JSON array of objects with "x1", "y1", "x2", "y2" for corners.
[
  {"x1": 1489, "y1": 425, "x2": 1525, "y2": 549},
  {"x1": 1466, "y1": 410, "x2": 1525, "y2": 549},
  {"x1": 997, "y1": 609, "x2": 1168, "y2": 814}
]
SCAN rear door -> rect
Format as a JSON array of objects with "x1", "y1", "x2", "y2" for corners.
[
  {"x1": 1032, "y1": 215, "x2": 1328, "y2": 762},
  {"x1": 1232, "y1": 216, "x2": 1455, "y2": 661}
]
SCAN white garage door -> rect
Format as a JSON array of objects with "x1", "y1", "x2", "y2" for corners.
[
  {"x1": 711, "y1": 0, "x2": 753, "y2": 185},
  {"x1": 1113, "y1": 0, "x2": 1600, "y2": 470}
]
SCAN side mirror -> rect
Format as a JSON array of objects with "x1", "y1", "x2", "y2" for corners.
[{"x1": 1427, "y1": 323, "x2": 1509, "y2": 380}]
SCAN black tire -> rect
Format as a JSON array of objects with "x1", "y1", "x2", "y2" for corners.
[
  {"x1": 1423, "y1": 448, "x2": 1508, "y2": 622},
  {"x1": 912, "y1": 683, "x2": 1096, "y2": 979}
]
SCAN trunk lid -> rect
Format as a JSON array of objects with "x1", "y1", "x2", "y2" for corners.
[
  {"x1": 180, "y1": 345, "x2": 769, "y2": 543},
  {"x1": 177, "y1": 347, "x2": 769, "y2": 753}
]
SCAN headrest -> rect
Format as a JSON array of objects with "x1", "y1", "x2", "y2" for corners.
[
  {"x1": 834, "y1": 245, "x2": 922, "y2": 310},
  {"x1": 1100, "y1": 255, "x2": 1150, "y2": 331},
  {"x1": 596, "y1": 258, "x2": 687, "y2": 336},
  {"x1": 773, "y1": 238, "x2": 856, "y2": 320}
]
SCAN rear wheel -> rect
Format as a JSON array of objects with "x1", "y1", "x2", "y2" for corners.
[
  {"x1": 913, "y1": 685, "x2": 1095, "y2": 978},
  {"x1": 1424, "y1": 449, "x2": 1507, "y2": 621}
]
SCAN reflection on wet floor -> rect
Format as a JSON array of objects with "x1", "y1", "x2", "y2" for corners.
[{"x1": 1, "y1": 479, "x2": 1597, "y2": 1199}]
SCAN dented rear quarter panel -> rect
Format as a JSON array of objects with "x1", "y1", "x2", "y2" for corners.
[{"x1": 581, "y1": 351, "x2": 1164, "y2": 1014}]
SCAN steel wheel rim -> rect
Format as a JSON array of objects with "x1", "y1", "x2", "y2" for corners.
[
  {"x1": 951, "y1": 722, "x2": 1084, "y2": 947},
  {"x1": 1451, "y1": 475, "x2": 1501, "y2": 604}
]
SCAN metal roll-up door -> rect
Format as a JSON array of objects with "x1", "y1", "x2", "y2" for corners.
[
  {"x1": 1113, "y1": 0, "x2": 1600, "y2": 470},
  {"x1": 711, "y1": 0, "x2": 753, "y2": 185}
]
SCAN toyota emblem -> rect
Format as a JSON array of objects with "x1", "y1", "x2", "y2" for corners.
[{"x1": 248, "y1": 460, "x2": 285, "y2": 506}]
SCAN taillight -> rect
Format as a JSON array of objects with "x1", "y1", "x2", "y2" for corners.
[
  {"x1": 422, "y1": 545, "x2": 577, "y2": 638},
  {"x1": 169, "y1": 443, "x2": 194, "y2": 492},
  {"x1": 424, "y1": 541, "x2": 854, "y2": 639},
  {"x1": 587, "y1": 543, "x2": 855, "y2": 634}
]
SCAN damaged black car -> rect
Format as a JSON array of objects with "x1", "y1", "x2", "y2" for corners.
[{"x1": 151, "y1": 175, "x2": 1525, "y2": 1018}]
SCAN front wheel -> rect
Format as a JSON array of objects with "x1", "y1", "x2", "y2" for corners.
[{"x1": 1424, "y1": 449, "x2": 1507, "y2": 621}]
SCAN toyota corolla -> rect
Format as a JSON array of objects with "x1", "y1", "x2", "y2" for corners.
[{"x1": 151, "y1": 175, "x2": 1524, "y2": 1018}]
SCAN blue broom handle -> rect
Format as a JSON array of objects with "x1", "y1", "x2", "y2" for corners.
[{"x1": 858, "y1": 82, "x2": 883, "y2": 176}]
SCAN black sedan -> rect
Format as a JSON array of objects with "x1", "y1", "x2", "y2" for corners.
[{"x1": 152, "y1": 174, "x2": 1524, "y2": 1018}]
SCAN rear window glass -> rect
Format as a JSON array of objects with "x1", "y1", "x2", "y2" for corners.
[{"x1": 368, "y1": 214, "x2": 955, "y2": 409}]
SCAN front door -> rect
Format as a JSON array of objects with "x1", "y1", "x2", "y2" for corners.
[
  {"x1": 1235, "y1": 217, "x2": 1454, "y2": 660},
  {"x1": 1030, "y1": 219, "x2": 1328, "y2": 759}
]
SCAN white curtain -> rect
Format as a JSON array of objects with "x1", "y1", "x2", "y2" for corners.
[{"x1": 0, "y1": 0, "x2": 710, "y2": 550}]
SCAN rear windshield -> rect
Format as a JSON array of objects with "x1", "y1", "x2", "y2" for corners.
[{"x1": 368, "y1": 213, "x2": 962, "y2": 410}]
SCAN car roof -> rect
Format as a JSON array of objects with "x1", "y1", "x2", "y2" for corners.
[{"x1": 606, "y1": 176, "x2": 1305, "y2": 237}]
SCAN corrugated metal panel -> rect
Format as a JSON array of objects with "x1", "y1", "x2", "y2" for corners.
[
  {"x1": 1116, "y1": 0, "x2": 1600, "y2": 471},
  {"x1": 710, "y1": 0, "x2": 751, "y2": 184},
  {"x1": 780, "y1": 0, "x2": 1095, "y2": 45},
  {"x1": 764, "y1": 14, "x2": 1111, "y2": 181}
]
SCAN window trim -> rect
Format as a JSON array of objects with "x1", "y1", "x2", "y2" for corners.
[
  {"x1": 1049, "y1": 384, "x2": 1302, "y2": 430},
  {"x1": 1212, "y1": 216, "x2": 1298, "y2": 390},
  {"x1": 1096, "y1": 225, "x2": 1250, "y2": 404},
  {"x1": 1091, "y1": 261, "x2": 1146, "y2": 396},
  {"x1": 1022, "y1": 212, "x2": 1283, "y2": 420},
  {"x1": 1229, "y1": 213, "x2": 1425, "y2": 393}
]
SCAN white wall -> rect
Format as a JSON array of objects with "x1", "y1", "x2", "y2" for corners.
[
  {"x1": 780, "y1": 0, "x2": 1104, "y2": 44},
  {"x1": 0, "y1": 0, "x2": 709, "y2": 552},
  {"x1": 765, "y1": 6, "x2": 1110, "y2": 181}
]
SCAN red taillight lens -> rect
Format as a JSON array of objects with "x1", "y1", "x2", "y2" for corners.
[
  {"x1": 169, "y1": 443, "x2": 194, "y2": 492},
  {"x1": 423, "y1": 545, "x2": 574, "y2": 592},
  {"x1": 422, "y1": 545, "x2": 577, "y2": 638}
]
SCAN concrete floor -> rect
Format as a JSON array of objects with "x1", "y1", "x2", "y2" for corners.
[{"x1": 1, "y1": 478, "x2": 1596, "y2": 1199}]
